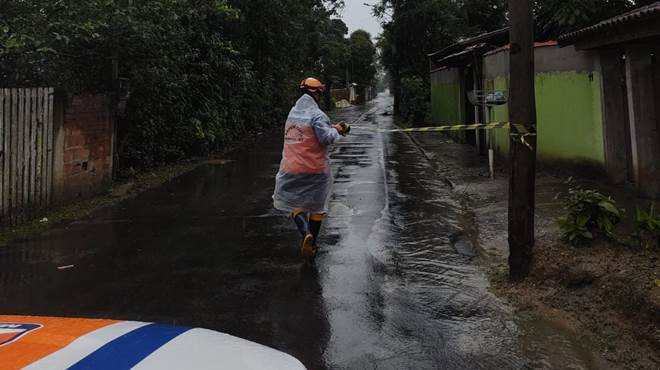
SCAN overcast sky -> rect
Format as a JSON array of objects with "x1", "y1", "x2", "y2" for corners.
[{"x1": 339, "y1": 0, "x2": 383, "y2": 39}]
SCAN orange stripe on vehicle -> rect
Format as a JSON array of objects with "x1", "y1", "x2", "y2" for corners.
[{"x1": 0, "y1": 315, "x2": 119, "y2": 370}]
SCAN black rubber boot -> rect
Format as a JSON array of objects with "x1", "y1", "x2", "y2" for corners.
[
  {"x1": 310, "y1": 219, "x2": 322, "y2": 246},
  {"x1": 292, "y1": 210, "x2": 310, "y2": 238}
]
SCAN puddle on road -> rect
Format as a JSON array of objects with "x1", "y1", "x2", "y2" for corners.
[
  {"x1": 0, "y1": 94, "x2": 611, "y2": 370},
  {"x1": 321, "y1": 95, "x2": 610, "y2": 370}
]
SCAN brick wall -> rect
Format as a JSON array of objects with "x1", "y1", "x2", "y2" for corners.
[
  {"x1": 331, "y1": 88, "x2": 350, "y2": 102},
  {"x1": 62, "y1": 94, "x2": 113, "y2": 200}
]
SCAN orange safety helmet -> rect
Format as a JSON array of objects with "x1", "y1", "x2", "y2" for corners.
[{"x1": 299, "y1": 77, "x2": 326, "y2": 94}]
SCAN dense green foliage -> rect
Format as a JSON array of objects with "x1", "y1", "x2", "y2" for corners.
[
  {"x1": 348, "y1": 30, "x2": 377, "y2": 88},
  {"x1": 374, "y1": 0, "x2": 653, "y2": 123},
  {"x1": 374, "y1": 0, "x2": 505, "y2": 123},
  {"x1": 316, "y1": 25, "x2": 377, "y2": 108},
  {"x1": 634, "y1": 204, "x2": 660, "y2": 250},
  {"x1": 558, "y1": 180, "x2": 624, "y2": 246},
  {"x1": 535, "y1": 0, "x2": 658, "y2": 39},
  {"x1": 1, "y1": 0, "x2": 371, "y2": 172},
  {"x1": 319, "y1": 19, "x2": 351, "y2": 94},
  {"x1": 398, "y1": 76, "x2": 427, "y2": 124}
]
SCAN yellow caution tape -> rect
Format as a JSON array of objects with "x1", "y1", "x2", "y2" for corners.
[
  {"x1": 380, "y1": 122, "x2": 502, "y2": 133},
  {"x1": 366, "y1": 122, "x2": 536, "y2": 150},
  {"x1": 377, "y1": 122, "x2": 535, "y2": 134}
]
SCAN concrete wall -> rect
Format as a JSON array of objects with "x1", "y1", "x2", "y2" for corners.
[
  {"x1": 454, "y1": 44, "x2": 606, "y2": 169},
  {"x1": 484, "y1": 45, "x2": 605, "y2": 167},
  {"x1": 624, "y1": 42, "x2": 660, "y2": 196},
  {"x1": 60, "y1": 94, "x2": 113, "y2": 201},
  {"x1": 331, "y1": 88, "x2": 349, "y2": 102}
]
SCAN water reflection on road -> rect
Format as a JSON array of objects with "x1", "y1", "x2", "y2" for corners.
[{"x1": 0, "y1": 94, "x2": 602, "y2": 369}]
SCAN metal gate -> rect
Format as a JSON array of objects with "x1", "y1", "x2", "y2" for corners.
[{"x1": 0, "y1": 88, "x2": 55, "y2": 226}]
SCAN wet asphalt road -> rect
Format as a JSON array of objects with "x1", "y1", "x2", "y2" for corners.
[{"x1": 1, "y1": 95, "x2": 592, "y2": 369}]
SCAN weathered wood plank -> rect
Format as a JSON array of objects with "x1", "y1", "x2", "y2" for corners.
[
  {"x1": 2, "y1": 89, "x2": 11, "y2": 225},
  {"x1": 35, "y1": 88, "x2": 43, "y2": 211},
  {"x1": 9, "y1": 89, "x2": 16, "y2": 225},
  {"x1": 30, "y1": 89, "x2": 36, "y2": 217},
  {"x1": 19, "y1": 88, "x2": 27, "y2": 223},
  {"x1": 24, "y1": 88, "x2": 32, "y2": 219},
  {"x1": 12, "y1": 89, "x2": 20, "y2": 225},
  {"x1": 21, "y1": 88, "x2": 28, "y2": 223},
  {"x1": 20, "y1": 89, "x2": 27, "y2": 220},
  {"x1": 10, "y1": 89, "x2": 16, "y2": 225},
  {"x1": 19, "y1": 88, "x2": 27, "y2": 224},
  {"x1": 23, "y1": 88, "x2": 30, "y2": 222},
  {"x1": 0, "y1": 90, "x2": 4, "y2": 224},
  {"x1": 41, "y1": 88, "x2": 49, "y2": 209},
  {"x1": 46, "y1": 88, "x2": 54, "y2": 206},
  {"x1": 34, "y1": 89, "x2": 40, "y2": 213},
  {"x1": 14, "y1": 89, "x2": 23, "y2": 225},
  {"x1": 29, "y1": 89, "x2": 37, "y2": 218}
]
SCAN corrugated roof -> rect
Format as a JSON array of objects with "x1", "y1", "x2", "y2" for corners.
[
  {"x1": 482, "y1": 41, "x2": 558, "y2": 57},
  {"x1": 559, "y1": 2, "x2": 660, "y2": 44},
  {"x1": 433, "y1": 43, "x2": 491, "y2": 67}
]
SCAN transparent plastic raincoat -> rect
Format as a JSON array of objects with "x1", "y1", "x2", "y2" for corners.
[{"x1": 273, "y1": 94, "x2": 341, "y2": 213}]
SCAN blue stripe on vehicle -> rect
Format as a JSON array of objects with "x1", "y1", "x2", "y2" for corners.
[{"x1": 67, "y1": 323, "x2": 191, "y2": 370}]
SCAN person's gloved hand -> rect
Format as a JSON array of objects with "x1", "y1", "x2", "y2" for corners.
[{"x1": 334, "y1": 121, "x2": 351, "y2": 136}]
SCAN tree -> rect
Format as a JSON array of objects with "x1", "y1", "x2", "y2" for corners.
[
  {"x1": 460, "y1": 0, "x2": 507, "y2": 33},
  {"x1": 534, "y1": 0, "x2": 658, "y2": 39},
  {"x1": 320, "y1": 19, "x2": 350, "y2": 88},
  {"x1": 373, "y1": 0, "x2": 653, "y2": 121},
  {"x1": 317, "y1": 19, "x2": 350, "y2": 108},
  {"x1": 0, "y1": 0, "x2": 348, "y2": 171},
  {"x1": 349, "y1": 30, "x2": 377, "y2": 88},
  {"x1": 374, "y1": 0, "x2": 473, "y2": 120}
]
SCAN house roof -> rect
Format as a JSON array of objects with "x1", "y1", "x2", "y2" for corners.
[
  {"x1": 482, "y1": 41, "x2": 558, "y2": 57},
  {"x1": 559, "y1": 2, "x2": 660, "y2": 45},
  {"x1": 434, "y1": 43, "x2": 492, "y2": 67}
]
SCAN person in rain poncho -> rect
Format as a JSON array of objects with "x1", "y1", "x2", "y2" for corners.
[{"x1": 273, "y1": 77, "x2": 351, "y2": 259}]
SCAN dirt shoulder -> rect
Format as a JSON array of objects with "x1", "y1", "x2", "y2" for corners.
[
  {"x1": 490, "y1": 240, "x2": 659, "y2": 370},
  {"x1": 408, "y1": 131, "x2": 660, "y2": 370},
  {"x1": 0, "y1": 159, "x2": 205, "y2": 247},
  {"x1": 0, "y1": 123, "x2": 272, "y2": 248}
]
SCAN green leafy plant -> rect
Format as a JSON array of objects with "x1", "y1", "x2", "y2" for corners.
[
  {"x1": 558, "y1": 179, "x2": 624, "y2": 245},
  {"x1": 399, "y1": 76, "x2": 428, "y2": 124},
  {"x1": 0, "y1": 0, "x2": 353, "y2": 172},
  {"x1": 634, "y1": 204, "x2": 660, "y2": 250}
]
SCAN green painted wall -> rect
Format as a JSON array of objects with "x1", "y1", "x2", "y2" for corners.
[
  {"x1": 430, "y1": 82, "x2": 462, "y2": 124},
  {"x1": 487, "y1": 71, "x2": 605, "y2": 165},
  {"x1": 535, "y1": 72, "x2": 604, "y2": 164}
]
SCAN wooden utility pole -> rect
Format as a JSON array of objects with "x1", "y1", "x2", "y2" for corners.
[{"x1": 508, "y1": 0, "x2": 537, "y2": 280}]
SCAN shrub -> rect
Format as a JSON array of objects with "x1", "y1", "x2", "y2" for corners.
[
  {"x1": 558, "y1": 179, "x2": 624, "y2": 245},
  {"x1": 634, "y1": 204, "x2": 660, "y2": 250},
  {"x1": 399, "y1": 76, "x2": 428, "y2": 125}
]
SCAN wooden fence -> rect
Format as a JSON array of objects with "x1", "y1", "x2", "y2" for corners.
[{"x1": 0, "y1": 88, "x2": 55, "y2": 227}]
